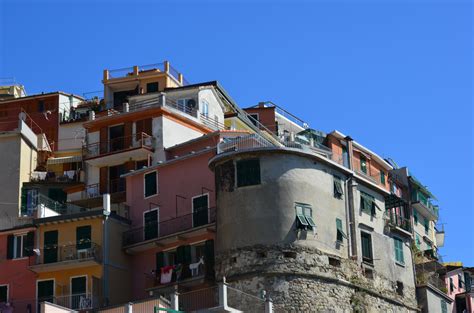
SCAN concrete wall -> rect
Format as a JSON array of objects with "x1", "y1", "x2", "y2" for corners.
[
  {"x1": 161, "y1": 116, "x2": 203, "y2": 149},
  {"x1": 58, "y1": 123, "x2": 85, "y2": 151},
  {"x1": 214, "y1": 151, "x2": 349, "y2": 258},
  {"x1": 416, "y1": 286, "x2": 453, "y2": 313},
  {"x1": 198, "y1": 88, "x2": 225, "y2": 125}
]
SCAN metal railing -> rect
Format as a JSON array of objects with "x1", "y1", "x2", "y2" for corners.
[
  {"x1": 30, "y1": 170, "x2": 82, "y2": 183},
  {"x1": 227, "y1": 285, "x2": 266, "y2": 312},
  {"x1": 217, "y1": 133, "x2": 272, "y2": 154},
  {"x1": 386, "y1": 210, "x2": 411, "y2": 232},
  {"x1": 54, "y1": 293, "x2": 101, "y2": 310},
  {"x1": 31, "y1": 242, "x2": 102, "y2": 266},
  {"x1": 21, "y1": 193, "x2": 87, "y2": 217},
  {"x1": 83, "y1": 132, "x2": 153, "y2": 159},
  {"x1": 179, "y1": 286, "x2": 219, "y2": 312},
  {"x1": 145, "y1": 259, "x2": 210, "y2": 289},
  {"x1": 411, "y1": 190, "x2": 439, "y2": 217},
  {"x1": 108, "y1": 66, "x2": 135, "y2": 79},
  {"x1": 123, "y1": 207, "x2": 216, "y2": 247},
  {"x1": 107, "y1": 62, "x2": 183, "y2": 83}
]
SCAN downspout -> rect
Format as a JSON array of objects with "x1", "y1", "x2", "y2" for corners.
[
  {"x1": 102, "y1": 194, "x2": 111, "y2": 306},
  {"x1": 345, "y1": 136, "x2": 358, "y2": 259}
]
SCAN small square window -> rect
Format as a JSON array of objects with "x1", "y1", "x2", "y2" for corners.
[
  {"x1": 380, "y1": 171, "x2": 386, "y2": 184},
  {"x1": 146, "y1": 82, "x2": 159, "y2": 93},
  {"x1": 236, "y1": 159, "x2": 261, "y2": 187},
  {"x1": 295, "y1": 204, "x2": 315, "y2": 230},
  {"x1": 144, "y1": 171, "x2": 158, "y2": 198},
  {"x1": 336, "y1": 218, "x2": 347, "y2": 242}
]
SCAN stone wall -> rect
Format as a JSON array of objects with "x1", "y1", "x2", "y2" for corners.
[{"x1": 216, "y1": 245, "x2": 418, "y2": 312}]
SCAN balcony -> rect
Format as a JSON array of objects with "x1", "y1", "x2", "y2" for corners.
[
  {"x1": 123, "y1": 207, "x2": 216, "y2": 252},
  {"x1": 53, "y1": 293, "x2": 102, "y2": 310},
  {"x1": 30, "y1": 170, "x2": 83, "y2": 184},
  {"x1": 385, "y1": 210, "x2": 412, "y2": 235},
  {"x1": 83, "y1": 133, "x2": 153, "y2": 167},
  {"x1": 21, "y1": 193, "x2": 87, "y2": 218},
  {"x1": 29, "y1": 242, "x2": 102, "y2": 272},
  {"x1": 104, "y1": 62, "x2": 188, "y2": 85},
  {"x1": 412, "y1": 190, "x2": 439, "y2": 220}
]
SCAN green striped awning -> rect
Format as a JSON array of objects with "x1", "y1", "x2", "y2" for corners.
[{"x1": 46, "y1": 155, "x2": 82, "y2": 165}]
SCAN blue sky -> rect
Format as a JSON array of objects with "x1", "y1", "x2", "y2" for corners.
[{"x1": 1, "y1": 0, "x2": 472, "y2": 264}]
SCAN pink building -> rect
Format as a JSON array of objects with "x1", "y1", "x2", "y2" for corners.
[
  {"x1": 0, "y1": 224, "x2": 37, "y2": 313},
  {"x1": 122, "y1": 130, "x2": 246, "y2": 302},
  {"x1": 445, "y1": 264, "x2": 473, "y2": 313}
]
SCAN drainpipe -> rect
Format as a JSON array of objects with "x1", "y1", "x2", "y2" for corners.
[
  {"x1": 102, "y1": 194, "x2": 111, "y2": 306},
  {"x1": 345, "y1": 137, "x2": 358, "y2": 259}
]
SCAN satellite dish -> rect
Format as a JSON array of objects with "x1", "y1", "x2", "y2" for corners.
[{"x1": 187, "y1": 99, "x2": 197, "y2": 108}]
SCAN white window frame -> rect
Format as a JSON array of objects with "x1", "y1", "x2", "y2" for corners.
[
  {"x1": 144, "y1": 171, "x2": 158, "y2": 199},
  {"x1": 13, "y1": 234, "x2": 27, "y2": 259},
  {"x1": 143, "y1": 207, "x2": 160, "y2": 239},
  {"x1": 0, "y1": 284, "x2": 8, "y2": 303},
  {"x1": 201, "y1": 99, "x2": 209, "y2": 117},
  {"x1": 191, "y1": 193, "x2": 210, "y2": 227}
]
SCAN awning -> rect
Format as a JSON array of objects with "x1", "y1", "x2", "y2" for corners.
[{"x1": 46, "y1": 155, "x2": 82, "y2": 165}]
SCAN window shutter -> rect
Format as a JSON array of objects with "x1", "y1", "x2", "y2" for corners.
[
  {"x1": 334, "y1": 178, "x2": 343, "y2": 198},
  {"x1": 99, "y1": 167, "x2": 108, "y2": 194},
  {"x1": 99, "y1": 127, "x2": 108, "y2": 154},
  {"x1": 205, "y1": 240, "x2": 215, "y2": 278},
  {"x1": 465, "y1": 273, "x2": 472, "y2": 292},
  {"x1": 20, "y1": 187, "x2": 27, "y2": 215},
  {"x1": 413, "y1": 210, "x2": 418, "y2": 224},
  {"x1": 6, "y1": 235, "x2": 14, "y2": 259},
  {"x1": 24, "y1": 232, "x2": 35, "y2": 257},
  {"x1": 156, "y1": 252, "x2": 164, "y2": 271}
]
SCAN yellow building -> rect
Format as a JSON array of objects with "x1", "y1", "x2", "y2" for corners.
[{"x1": 29, "y1": 210, "x2": 131, "y2": 310}]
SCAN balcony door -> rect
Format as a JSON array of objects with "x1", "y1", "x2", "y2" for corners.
[
  {"x1": 192, "y1": 194, "x2": 209, "y2": 228},
  {"x1": 144, "y1": 209, "x2": 159, "y2": 241},
  {"x1": 71, "y1": 276, "x2": 87, "y2": 309},
  {"x1": 37, "y1": 280, "x2": 54, "y2": 312},
  {"x1": 109, "y1": 125, "x2": 125, "y2": 152},
  {"x1": 76, "y1": 225, "x2": 92, "y2": 251},
  {"x1": 43, "y1": 230, "x2": 58, "y2": 264},
  {"x1": 109, "y1": 165, "x2": 126, "y2": 193}
]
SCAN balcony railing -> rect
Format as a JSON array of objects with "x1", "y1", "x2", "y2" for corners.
[
  {"x1": 30, "y1": 170, "x2": 82, "y2": 183},
  {"x1": 54, "y1": 293, "x2": 101, "y2": 310},
  {"x1": 21, "y1": 193, "x2": 87, "y2": 217},
  {"x1": 82, "y1": 179, "x2": 125, "y2": 200},
  {"x1": 31, "y1": 242, "x2": 102, "y2": 266},
  {"x1": 412, "y1": 190, "x2": 439, "y2": 218},
  {"x1": 386, "y1": 210, "x2": 411, "y2": 233},
  {"x1": 83, "y1": 133, "x2": 153, "y2": 159},
  {"x1": 123, "y1": 207, "x2": 216, "y2": 247}
]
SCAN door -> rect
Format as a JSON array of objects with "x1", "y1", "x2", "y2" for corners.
[
  {"x1": 0, "y1": 285, "x2": 7, "y2": 303},
  {"x1": 144, "y1": 210, "x2": 158, "y2": 241},
  {"x1": 37, "y1": 280, "x2": 54, "y2": 312},
  {"x1": 192, "y1": 195, "x2": 209, "y2": 227},
  {"x1": 109, "y1": 125, "x2": 125, "y2": 152},
  {"x1": 71, "y1": 276, "x2": 87, "y2": 309},
  {"x1": 43, "y1": 230, "x2": 58, "y2": 264}
]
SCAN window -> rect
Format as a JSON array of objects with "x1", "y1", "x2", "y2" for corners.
[
  {"x1": 394, "y1": 237, "x2": 405, "y2": 264},
  {"x1": 465, "y1": 273, "x2": 472, "y2": 293},
  {"x1": 76, "y1": 226, "x2": 91, "y2": 250},
  {"x1": 396, "y1": 281, "x2": 404, "y2": 296},
  {"x1": 146, "y1": 82, "x2": 159, "y2": 93},
  {"x1": 333, "y1": 176, "x2": 343, "y2": 199},
  {"x1": 193, "y1": 194, "x2": 209, "y2": 227},
  {"x1": 413, "y1": 210, "x2": 418, "y2": 225},
  {"x1": 360, "y1": 155, "x2": 367, "y2": 174},
  {"x1": 441, "y1": 300, "x2": 448, "y2": 313},
  {"x1": 295, "y1": 204, "x2": 316, "y2": 230},
  {"x1": 424, "y1": 218, "x2": 429, "y2": 234},
  {"x1": 6, "y1": 233, "x2": 33, "y2": 259},
  {"x1": 450, "y1": 277, "x2": 454, "y2": 292},
  {"x1": 38, "y1": 100, "x2": 45, "y2": 113},
  {"x1": 71, "y1": 276, "x2": 87, "y2": 310},
  {"x1": 458, "y1": 273, "x2": 463, "y2": 289},
  {"x1": 361, "y1": 231, "x2": 373, "y2": 264},
  {"x1": 342, "y1": 146, "x2": 349, "y2": 168},
  {"x1": 144, "y1": 209, "x2": 159, "y2": 240},
  {"x1": 201, "y1": 99, "x2": 209, "y2": 117},
  {"x1": 236, "y1": 159, "x2": 261, "y2": 187},
  {"x1": 0, "y1": 285, "x2": 7, "y2": 303},
  {"x1": 336, "y1": 218, "x2": 347, "y2": 242},
  {"x1": 360, "y1": 191, "x2": 376, "y2": 216},
  {"x1": 144, "y1": 171, "x2": 158, "y2": 197},
  {"x1": 249, "y1": 113, "x2": 259, "y2": 127},
  {"x1": 380, "y1": 171, "x2": 386, "y2": 184}
]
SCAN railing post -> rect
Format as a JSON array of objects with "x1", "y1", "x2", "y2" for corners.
[
  {"x1": 125, "y1": 302, "x2": 133, "y2": 313},
  {"x1": 170, "y1": 289, "x2": 179, "y2": 311},
  {"x1": 265, "y1": 295, "x2": 273, "y2": 313},
  {"x1": 133, "y1": 66, "x2": 139, "y2": 76},
  {"x1": 164, "y1": 61, "x2": 170, "y2": 73},
  {"x1": 219, "y1": 277, "x2": 228, "y2": 308},
  {"x1": 160, "y1": 93, "x2": 166, "y2": 108}
]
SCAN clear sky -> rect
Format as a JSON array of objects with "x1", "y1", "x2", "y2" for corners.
[{"x1": 1, "y1": 0, "x2": 472, "y2": 264}]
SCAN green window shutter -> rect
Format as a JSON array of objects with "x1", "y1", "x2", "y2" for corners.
[
  {"x1": 6, "y1": 235, "x2": 14, "y2": 260},
  {"x1": 333, "y1": 177, "x2": 343, "y2": 199},
  {"x1": 424, "y1": 218, "x2": 429, "y2": 234},
  {"x1": 76, "y1": 225, "x2": 91, "y2": 250},
  {"x1": 361, "y1": 232, "x2": 373, "y2": 263},
  {"x1": 236, "y1": 159, "x2": 261, "y2": 187},
  {"x1": 360, "y1": 192, "x2": 376, "y2": 216},
  {"x1": 415, "y1": 234, "x2": 421, "y2": 249},
  {"x1": 441, "y1": 300, "x2": 447, "y2": 313},
  {"x1": 413, "y1": 210, "x2": 418, "y2": 224},
  {"x1": 24, "y1": 231, "x2": 35, "y2": 257},
  {"x1": 156, "y1": 252, "x2": 164, "y2": 270},
  {"x1": 336, "y1": 218, "x2": 347, "y2": 242},
  {"x1": 380, "y1": 171, "x2": 385, "y2": 184},
  {"x1": 21, "y1": 187, "x2": 27, "y2": 215},
  {"x1": 394, "y1": 238, "x2": 404, "y2": 264},
  {"x1": 295, "y1": 205, "x2": 308, "y2": 227},
  {"x1": 465, "y1": 273, "x2": 472, "y2": 292},
  {"x1": 144, "y1": 172, "x2": 157, "y2": 197}
]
